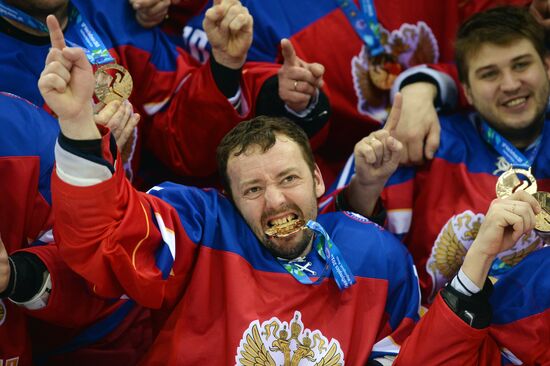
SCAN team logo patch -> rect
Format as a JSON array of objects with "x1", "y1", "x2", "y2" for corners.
[
  {"x1": 426, "y1": 210, "x2": 542, "y2": 301},
  {"x1": 235, "y1": 311, "x2": 344, "y2": 365},
  {"x1": 351, "y1": 21, "x2": 439, "y2": 120},
  {"x1": 0, "y1": 299, "x2": 6, "y2": 326}
]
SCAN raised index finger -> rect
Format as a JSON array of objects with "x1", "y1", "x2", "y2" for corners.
[
  {"x1": 384, "y1": 92, "x2": 402, "y2": 132},
  {"x1": 46, "y1": 14, "x2": 66, "y2": 50},
  {"x1": 281, "y1": 38, "x2": 298, "y2": 66}
]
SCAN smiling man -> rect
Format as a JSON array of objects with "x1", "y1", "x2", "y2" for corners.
[
  {"x1": 325, "y1": 5, "x2": 550, "y2": 304},
  {"x1": 323, "y1": 6, "x2": 550, "y2": 364}
]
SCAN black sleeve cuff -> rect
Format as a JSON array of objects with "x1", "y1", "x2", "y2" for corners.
[
  {"x1": 399, "y1": 72, "x2": 442, "y2": 109},
  {"x1": 255, "y1": 75, "x2": 330, "y2": 137},
  {"x1": 440, "y1": 278, "x2": 493, "y2": 329},
  {"x1": 58, "y1": 132, "x2": 116, "y2": 174},
  {"x1": 209, "y1": 57, "x2": 242, "y2": 98},
  {"x1": 0, "y1": 252, "x2": 47, "y2": 302}
]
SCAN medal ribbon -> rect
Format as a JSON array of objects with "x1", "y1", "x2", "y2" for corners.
[
  {"x1": 278, "y1": 220, "x2": 356, "y2": 290},
  {"x1": 480, "y1": 120, "x2": 542, "y2": 169},
  {"x1": 0, "y1": 1, "x2": 114, "y2": 65},
  {"x1": 334, "y1": 0, "x2": 384, "y2": 57}
]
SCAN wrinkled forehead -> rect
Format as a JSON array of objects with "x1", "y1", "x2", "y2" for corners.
[{"x1": 226, "y1": 136, "x2": 309, "y2": 185}]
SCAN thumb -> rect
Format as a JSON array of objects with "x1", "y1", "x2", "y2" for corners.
[
  {"x1": 384, "y1": 92, "x2": 402, "y2": 132},
  {"x1": 424, "y1": 121, "x2": 440, "y2": 160},
  {"x1": 307, "y1": 62, "x2": 325, "y2": 79},
  {"x1": 281, "y1": 38, "x2": 298, "y2": 66}
]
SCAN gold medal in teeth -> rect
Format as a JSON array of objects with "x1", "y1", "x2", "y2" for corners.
[{"x1": 265, "y1": 219, "x2": 306, "y2": 238}]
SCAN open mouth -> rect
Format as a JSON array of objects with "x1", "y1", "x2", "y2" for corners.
[
  {"x1": 264, "y1": 214, "x2": 306, "y2": 238},
  {"x1": 502, "y1": 96, "x2": 528, "y2": 108}
]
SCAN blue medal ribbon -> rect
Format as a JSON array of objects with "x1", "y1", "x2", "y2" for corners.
[
  {"x1": 489, "y1": 258, "x2": 513, "y2": 276},
  {"x1": 278, "y1": 220, "x2": 356, "y2": 290},
  {"x1": 480, "y1": 120, "x2": 542, "y2": 170},
  {"x1": 0, "y1": 1, "x2": 49, "y2": 33},
  {"x1": 0, "y1": 1, "x2": 115, "y2": 65},
  {"x1": 334, "y1": 0, "x2": 384, "y2": 57}
]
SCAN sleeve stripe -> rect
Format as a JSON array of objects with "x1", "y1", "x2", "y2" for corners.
[{"x1": 131, "y1": 201, "x2": 152, "y2": 269}]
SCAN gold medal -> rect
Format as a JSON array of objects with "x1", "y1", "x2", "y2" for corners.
[
  {"x1": 495, "y1": 168, "x2": 537, "y2": 199},
  {"x1": 368, "y1": 53, "x2": 402, "y2": 91},
  {"x1": 265, "y1": 219, "x2": 306, "y2": 238},
  {"x1": 94, "y1": 63, "x2": 133, "y2": 104},
  {"x1": 533, "y1": 191, "x2": 550, "y2": 233}
]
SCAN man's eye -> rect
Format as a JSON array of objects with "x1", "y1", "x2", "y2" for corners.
[
  {"x1": 283, "y1": 175, "x2": 298, "y2": 183},
  {"x1": 513, "y1": 61, "x2": 530, "y2": 71},
  {"x1": 480, "y1": 70, "x2": 498, "y2": 79},
  {"x1": 244, "y1": 187, "x2": 261, "y2": 196}
]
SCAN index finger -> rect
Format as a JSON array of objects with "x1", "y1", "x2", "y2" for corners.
[
  {"x1": 281, "y1": 38, "x2": 298, "y2": 66},
  {"x1": 384, "y1": 92, "x2": 402, "y2": 132},
  {"x1": 46, "y1": 14, "x2": 66, "y2": 50}
]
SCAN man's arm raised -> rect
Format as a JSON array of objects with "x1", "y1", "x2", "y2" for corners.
[
  {"x1": 343, "y1": 93, "x2": 403, "y2": 217},
  {"x1": 38, "y1": 15, "x2": 99, "y2": 140},
  {"x1": 203, "y1": 0, "x2": 252, "y2": 70}
]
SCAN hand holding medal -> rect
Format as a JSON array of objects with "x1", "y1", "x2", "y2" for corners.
[{"x1": 495, "y1": 168, "x2": 538, "y2": 198}]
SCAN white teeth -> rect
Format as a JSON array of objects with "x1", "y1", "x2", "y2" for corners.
[
  {"x1": 505, "y1": 97, "x2": 526, "y2": 107},
  {"x1": 269, "y1": 215, "x2": 296, "y2": 226}
]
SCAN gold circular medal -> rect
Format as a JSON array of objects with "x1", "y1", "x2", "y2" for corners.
[
  {"x1": 368, "y1": 53, "x2": 402, "y2": 91},
  {"x1": 495, "y1": 168, "x2": 537, "y2": 199},
  {"x1": 533, "y1": 191, "x2": 550, "y2": 232},
  {"x1": 94, "y1": 63, "x2": 133, "y2": 104}
]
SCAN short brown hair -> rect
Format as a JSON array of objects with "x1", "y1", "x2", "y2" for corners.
[
  {"x1": 216, "y1": 116, "x2": 315, "y2": 197},
  {"x1": 455, "y1": 6, "x2": 547, "y2": 85}
]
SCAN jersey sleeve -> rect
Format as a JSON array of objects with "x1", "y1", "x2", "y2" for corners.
[
  {"x1": 14, "y1": 243, "x2": 128, "y2": 328},
  {"x1": 394, "y1": 294, "x2": 500, "y2": 365},
  {"x1": 368, "y1": 229, "x2": 421, "y2": 360},
  {"x1": 52, "y1": 150, "x2": 196, "y2": 309}
]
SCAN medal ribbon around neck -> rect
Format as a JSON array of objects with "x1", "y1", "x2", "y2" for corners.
[
  {"x1": 277, "y1": 220, "x2": 356, "y2": 290},
  {"x1": 480, "y1": 120, "x2": 542, "y2": 170},
  {"x1": 334, "y1": 0, "x2": 384, "y2": 57},
  {"x1": 480, "y1": 119, "x2": 541, "y2": 198},
  {"x1": 0, "y1": 1, "x2": 114, "y2": 65}
]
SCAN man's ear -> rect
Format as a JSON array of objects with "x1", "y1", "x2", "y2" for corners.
[
  {"x1": 313, "y1": 163, "x2": 325, "y2": 199},
  {"x1": 544, "y1": 54, "x2": 550, "y2": 79},
  {"x1": 462, "y1": 82, "x2": 474, "y2": 105}
]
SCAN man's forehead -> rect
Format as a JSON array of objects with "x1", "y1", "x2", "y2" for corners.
[
  {"x1": 227, "y1": 137, "x2": 305, "y2": 178},
  {"x1": 468, "y1": 39, "x2": 536, "y2": 69},
  {"x1": 229, "y1": 134, "x2": 297, "y2": 159}
]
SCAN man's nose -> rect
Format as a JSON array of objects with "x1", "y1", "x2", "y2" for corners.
[
  {"x1": 264, "y1": 186, "x2": 286, "y2": 209},
  {"x1": 500, "y1": 71, "x2": 521, "y2": 92}
]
